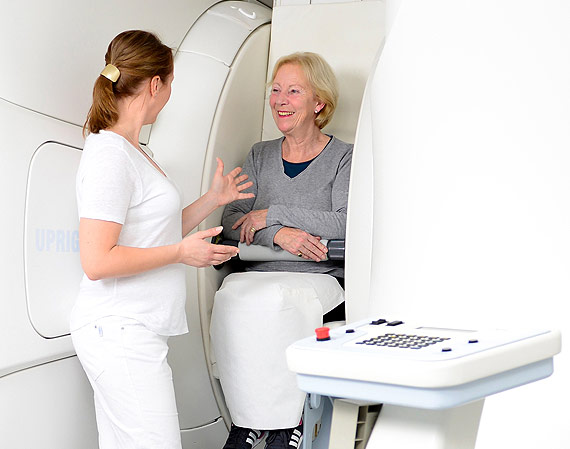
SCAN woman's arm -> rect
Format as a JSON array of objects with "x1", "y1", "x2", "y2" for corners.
[
  {"x1": 80, "y1": 218, "x2": 238, "y2": 280},
  {"x1": 182, "y1": 158, "x2": 253, "y2": 236}
]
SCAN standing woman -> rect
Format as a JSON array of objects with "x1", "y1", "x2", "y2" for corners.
[{"x1": 71, "y1": 30, "x2": 253, "y2": 449}]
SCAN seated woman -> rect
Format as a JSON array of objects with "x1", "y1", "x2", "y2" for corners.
[{"x1": 210, "y1": 52, "x2": 353, "y2": 449}]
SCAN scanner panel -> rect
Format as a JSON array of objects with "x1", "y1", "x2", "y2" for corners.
[
  {"x1": 0, "y1": 357, "x2": 97, "y2": 448},
  {"x1": 346, "y1": 1, "x2": 570, "y2": 447},
  {"x1": 25, "y1": 142, "x2": 82, "y2": 338}
]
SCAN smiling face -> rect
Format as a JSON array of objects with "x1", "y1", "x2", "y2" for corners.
[{"x1": 270, "y1": 63, "x2": 324, "y2": 138}]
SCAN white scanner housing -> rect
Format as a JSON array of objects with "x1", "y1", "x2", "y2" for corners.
[{"x1": 1, "y1": 1, "x2": 568, "y2": 448}]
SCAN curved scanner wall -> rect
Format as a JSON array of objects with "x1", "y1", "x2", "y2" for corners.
[
  {"x1": 147, "y1": 0, "x2": 272, "y2": 429},
  {"x1": 0, "y1": 0, "x2": 219, "y2": 127},
  {"x1": 346, "y1": 1, "x2": 570, "y2": 448}
]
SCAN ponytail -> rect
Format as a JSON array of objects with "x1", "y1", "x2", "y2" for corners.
[
  {"x1": 84, "y1": 76, "x2": 119, "y2": 136},
  {"x1": 83, "y1": 30, "x2": 174, "y2": 137}
]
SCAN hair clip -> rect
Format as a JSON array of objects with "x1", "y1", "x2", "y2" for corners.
[{"x1": 100, "y1": 64, "x2": 120, "y2": 83}]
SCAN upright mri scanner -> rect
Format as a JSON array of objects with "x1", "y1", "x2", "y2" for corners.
[{"x1": 0, "y1": 1, "x2": 568, "y2": 448}]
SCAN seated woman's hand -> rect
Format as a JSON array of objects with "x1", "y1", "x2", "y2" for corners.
[
  {"x1": 232, "y1": 210, "x2": 268, "y2": 245},
  {"x1": 178, "y1": 226, "x2": 239, "y2": 267},
  {"x1": 210, "y1": 157, "x2": 254, "y2": 207},
  {"x1": 274, "y1": 227, "x2": 328, "y2": 262}
]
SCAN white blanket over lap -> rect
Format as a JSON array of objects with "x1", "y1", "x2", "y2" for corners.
[{"x1": 210, "y1": 271, "x2": 344, "y2": 430}]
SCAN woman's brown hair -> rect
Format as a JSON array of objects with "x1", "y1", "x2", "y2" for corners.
[{"x1": 84, "y1": 30, "x2": 174, "y2": 136}]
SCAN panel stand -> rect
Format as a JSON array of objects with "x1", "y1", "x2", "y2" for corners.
[
  {"x1": 302, "y1": 394, "x2": 327, "y2": 449},
  {"x1": 329, "y1": 399, "x2": 381, "y2": 449},
  {"x1": 366, "y1": 400, "x2": 485, "y2": 449}
]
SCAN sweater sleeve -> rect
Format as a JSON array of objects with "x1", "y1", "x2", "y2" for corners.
[{"x1": 266, "y1": 145, "x2": 352, "y2": 239}]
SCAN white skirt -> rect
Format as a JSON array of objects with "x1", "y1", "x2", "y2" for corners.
[{"x1": 210, "y1": 271, "x2": 344, "y2": 430}]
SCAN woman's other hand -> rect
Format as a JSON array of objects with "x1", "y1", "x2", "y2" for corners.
[
  {"x1": 233, "y1": 210, "x2": 268, "y2": 244},
  {"x1": 178, "y1": 226, "x2": 239, "y2": 267},
  {"x1": 274, "y1": 227, "x2": 327, "y2": 262},
  {"x1": 210, "y1": 157, "x2": 254, "y2": 207}
]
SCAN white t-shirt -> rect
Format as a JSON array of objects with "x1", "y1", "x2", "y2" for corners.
[{"x1": 71, "y1": 130, "x2": 188, "y2": 336}]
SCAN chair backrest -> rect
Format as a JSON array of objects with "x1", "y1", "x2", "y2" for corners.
[
  {"x1": 262, "y1": 0, "x2": 387, "y2": 324},
  {"x1": 262, "y1": 1, "x2": 387, "y2": 145}
]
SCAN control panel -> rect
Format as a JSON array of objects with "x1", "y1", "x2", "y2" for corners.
[{"x1": 286, "y1": 318, "x2": 561, "y2": 409}]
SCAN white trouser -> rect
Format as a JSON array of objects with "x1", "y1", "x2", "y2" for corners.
[
  {"x1": 71, "y1": 316, "x2": 182, "y2": 449},
  {"x1": 210, "y1": 272, "x2": 344, "y2": 430}
]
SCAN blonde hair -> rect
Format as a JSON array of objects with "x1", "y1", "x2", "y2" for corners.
[
  {"x1": 270, "y1": 52, "x2": 338, "y2": 129},
  {"x1": 84, "y1": 30, "x2": 174, "y2": 136}
]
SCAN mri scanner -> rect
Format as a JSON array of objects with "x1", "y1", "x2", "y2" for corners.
[{"x1": 0, "y1": 0, "x2": 568, "y2": 448}]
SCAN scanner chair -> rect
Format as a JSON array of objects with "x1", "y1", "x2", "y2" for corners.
[
  {"x1": 198, "y1": 1, "x2": 386, "y2": 430},
  {"x1": 145, "y1": 0, "x2": 387, "y2": 430}
]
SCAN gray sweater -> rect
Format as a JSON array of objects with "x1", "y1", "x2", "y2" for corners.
[{"x1": 222, "y1": 136, "x2": 353, "y2": 277}]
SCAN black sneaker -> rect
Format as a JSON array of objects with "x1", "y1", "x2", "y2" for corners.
[
  {"x1": 223, "y1": 424, "x2": 266, "y2": 449},
  {"x1": 264, "y1": 423, "x2": 303, "y2": 449}
]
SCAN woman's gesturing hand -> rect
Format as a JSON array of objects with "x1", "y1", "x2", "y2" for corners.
[
  {"x1": 274, "y1": 227, "x2": 328, "y2": 262},
  {"x1": 210, "y1": 158, "x2": 254, "y2": 207},
  {"x1": 233, "y1": 209, "x2": 269, "y2": 244},
  {"x1": 178, "y1": 226, "x2": 238, "y2": 267}
]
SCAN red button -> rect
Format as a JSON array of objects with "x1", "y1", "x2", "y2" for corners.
[{"x1": 315, "y1": 327, "x2": 330, "y2": 341}]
